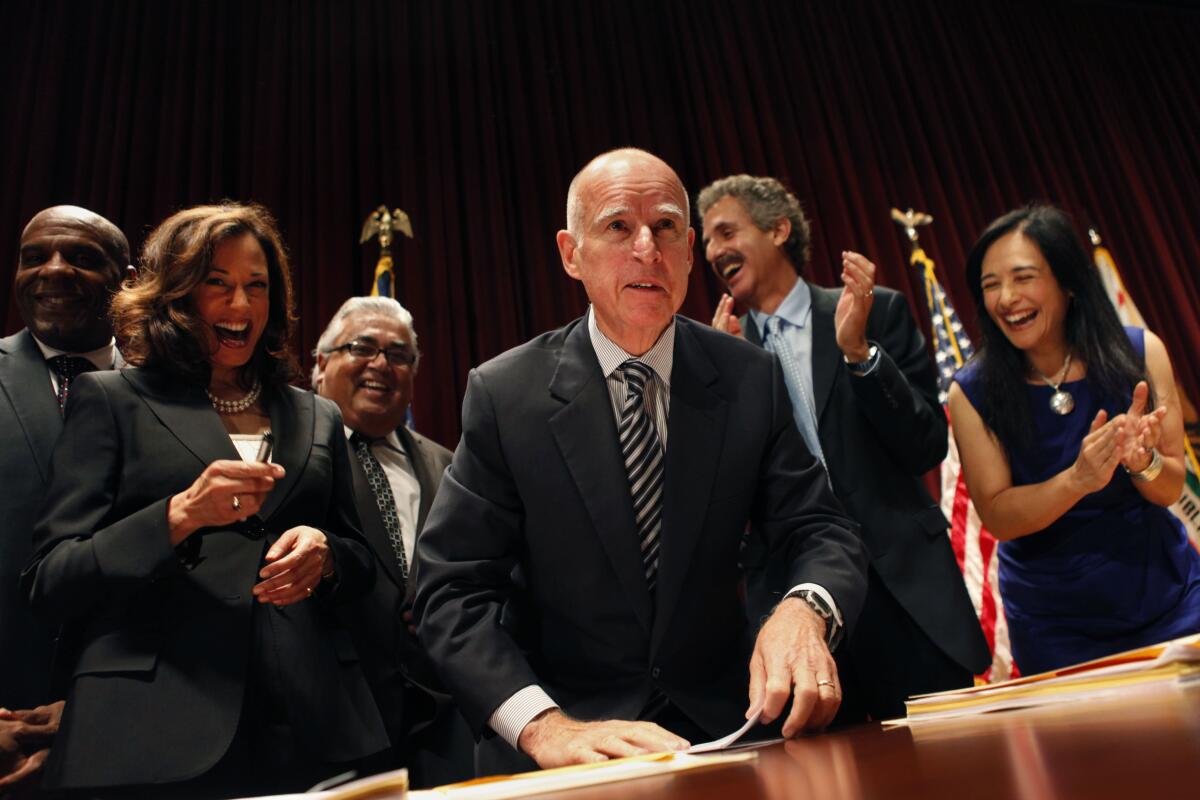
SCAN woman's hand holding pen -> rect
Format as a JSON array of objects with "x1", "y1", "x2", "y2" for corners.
[{"x1": 166, "y1": 460, "x2": 286, "y2": 545}]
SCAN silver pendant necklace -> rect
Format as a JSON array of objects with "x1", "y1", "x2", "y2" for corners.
[{"x1": 1034, "y1": 353, "x2": 1074, "y2": 415}]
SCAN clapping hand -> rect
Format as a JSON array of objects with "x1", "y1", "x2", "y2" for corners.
[
  {"x1": 1069, "y1": 410, "x2": 1130, "y2": 494},
  {"x1": 834, "y1": 251, "x2": 876, "y2": 361},
  {"x1": 711, "y1": 293, "x2": 744, "y2": 338},
  {"x1": 1120, "y1": 381, "x2": 1168, "y2": 472}
]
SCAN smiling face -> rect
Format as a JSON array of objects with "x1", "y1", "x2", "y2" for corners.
[
  {"x1": 189, "y1": 232, "x2": 271, "y2": 381},
  {"x1": 557, "y1": 150, "x2": 694, "y2": 355},
  {"x1": 701, "y1": 194, "x2": 796, "y2": 313},
  {"x1": 317, "y1": 312, "x2": 415, "y2": 439},
  {"x1": 15, "y1": 207, "x2": 127, "y2": 352},
  {"x1": 980, "y1": 230, "x2": 1070, "y2": 357}
]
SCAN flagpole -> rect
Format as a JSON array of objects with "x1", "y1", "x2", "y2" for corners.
[{"x1": 890, "y1": 207, "x2": 1016, "y2": 682}]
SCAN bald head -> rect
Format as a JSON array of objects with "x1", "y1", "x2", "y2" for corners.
[
  {"x1": 565, "y1": 148, "x2": 690, "y2": 240},
  {"x1": 15, "y1": 205, "x2": 131, "y2": 351},
  {"x1": 21, "y1": 206, "x2": 130, "y2": 267},
  {"x1": 556, "y1": 148, "x2": 694, "y2": 355}
]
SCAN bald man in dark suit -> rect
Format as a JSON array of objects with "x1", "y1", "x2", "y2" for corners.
[{"x1": 0, "y1": 206, "x2": 130, "y2": 791}]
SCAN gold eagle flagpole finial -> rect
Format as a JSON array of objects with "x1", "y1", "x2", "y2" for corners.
[
  {"x1": 359, "y1": 205, "x2": 414, "y2": 298},
  {"x1": 890, "y1": 207, "x2": 933, "y2": 249}
]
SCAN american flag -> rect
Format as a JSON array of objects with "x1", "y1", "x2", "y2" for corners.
[{"x1": 913, "y1": 247, "x2": 1017, "y2": 682}]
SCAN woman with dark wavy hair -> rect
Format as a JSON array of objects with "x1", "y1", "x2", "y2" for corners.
[
  {"x1": 23, "y1": 203, "x2": 387, "y2": 797},
  {"x1": 948, "y1": 204, "x2": 1200, "y2": 675}
]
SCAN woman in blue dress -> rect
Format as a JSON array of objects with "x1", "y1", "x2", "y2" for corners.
[{"x1": 948, "y1": 205, "x2": 1200, "y2": 675}]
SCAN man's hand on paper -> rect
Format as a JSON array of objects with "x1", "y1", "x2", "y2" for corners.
[
  {"x1": 518, "y1": 709, "x2": 691, "y2": 768},
  {"x1": 749, "y1": 597, "x2": 841, "y2": 736}
]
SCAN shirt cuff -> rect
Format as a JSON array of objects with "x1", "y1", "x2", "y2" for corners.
[
  {"x1": 488, "y1": 685, "x2": 560, "y2": 750},
  {"x1": 784, "y1": 582, "x2": 845, "y2": 647}
]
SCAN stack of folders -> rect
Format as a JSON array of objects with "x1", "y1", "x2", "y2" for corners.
[{"x1": 892, "y1": 633, "x2": 1200, "y2": 726}]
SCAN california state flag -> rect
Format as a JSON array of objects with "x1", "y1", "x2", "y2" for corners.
[{"x1": 1092, "y1": 234, "x2": 1200, "y2": 551}]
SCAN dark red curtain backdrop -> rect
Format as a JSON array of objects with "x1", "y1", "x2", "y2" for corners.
[{"x1": 2, "y1": 0, "x2": 1197, "y2": 448}]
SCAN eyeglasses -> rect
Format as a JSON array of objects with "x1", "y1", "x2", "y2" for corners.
[{"x1": 326, "y1": 339, "x2": 416, "y2": 367}]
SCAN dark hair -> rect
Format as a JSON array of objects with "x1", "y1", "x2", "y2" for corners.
[
  {"x1": 696, "y1": 175, "x2": 812, "y2": 272},
  {"x1": 963, "y1": 204, "x2": 1148, "y2": 452},
  {"x1": 112, "y1": 202, "x2": 298, "y2": 388}
]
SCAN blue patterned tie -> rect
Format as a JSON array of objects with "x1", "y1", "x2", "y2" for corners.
[
  {"x1": 619, "y1": 360, "x2": 663, "y2": 590},
  {"x1": 48, "y1": 355, "x2": 95, "y2": 416},
  {"x1": 352, "y1": 434, "x2": 409, "y2": 583},
  {"x1": 764, "y1": 316, "x2": 826, "y2": 469}
]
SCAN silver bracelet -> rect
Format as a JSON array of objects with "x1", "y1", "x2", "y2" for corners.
[{"x1": 1125, "y1": 448, "x2": 1164, "y2": 483}]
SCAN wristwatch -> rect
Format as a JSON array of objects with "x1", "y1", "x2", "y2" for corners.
[
  {"x1": 844, "y1": 344, "x2": 879, "y2": 376},
  {"x1": 786, "y1": 589, "x2": 845, "y2": 650}
]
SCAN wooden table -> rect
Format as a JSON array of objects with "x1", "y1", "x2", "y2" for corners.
[{"x1": 527, "y1": 684, "x2": 1200, "y2": 799}]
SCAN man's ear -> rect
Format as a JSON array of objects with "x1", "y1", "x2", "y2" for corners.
[
  {"x1": 771, "y1": 217, "x2": 792, "y2": 247},
  {"x1": 313, "y1": 353, "x2": 328, "y2": 392},
  {"x1": 557, "y1": 230, "x2": 582, "y2": 280}
]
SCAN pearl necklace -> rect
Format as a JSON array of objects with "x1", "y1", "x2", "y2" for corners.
[{"x1": 206, "y1": 379, "x2": 262, "y2": 415}]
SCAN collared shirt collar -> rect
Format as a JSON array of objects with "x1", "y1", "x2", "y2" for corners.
[
  {"x1": 33, "y1": 335, "x2": 117, "y2": 372},
  {"x1": 750, "y1": 277, "x2": 812, "y2": 334},
  {"x1": 343, "y1": 425, "x2": 408, "y2": 456},
  {"x1": 586, "y1": 306, "x2": 674, "y2": 388}
]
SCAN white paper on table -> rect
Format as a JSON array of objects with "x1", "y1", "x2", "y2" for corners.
[{"x1": 686, "y1": 708, "x2": 762, "y2": 753}]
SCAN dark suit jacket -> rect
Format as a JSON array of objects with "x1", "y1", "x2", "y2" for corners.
[
  {"x1": 414, "y1": 315, "x2": 868, "y2": 753},
  {"x1": 341, "y1": 427, "x2": 457, "y2": 752},
  {"x1": 743, "y1": 284, "x2": 988, "y2": 675},
  {"x1": 0, "y1": 330, "x2": 121, "y2": 709},
  {"x1": 21, "y1": 368, "x2": 388, "y2": 790}
]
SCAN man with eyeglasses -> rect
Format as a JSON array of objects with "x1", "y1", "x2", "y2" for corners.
[{"x1": 312, "y1": 296, "x2": 470, "y2": 787}]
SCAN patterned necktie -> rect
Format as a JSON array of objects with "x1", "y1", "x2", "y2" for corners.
[
  {"x1": 48, "y1": 355, "x2": 95, "y2": 415},
  {"x1": 619, "y1": 360, "x2": 664, "y2": 590},
  {"x1": 351, "y1": 434, "x2": 410, "y2": 582},
  {"x1": 764, "y1": 316, "x2": 826, "y2": 469}
]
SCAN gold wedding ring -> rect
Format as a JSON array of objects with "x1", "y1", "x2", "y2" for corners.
[
  {"x1": 232, "y1": 495, "x2": 241, "y2": 511},
  {"x1": 816, "y1": 679, "x2": 835, "y2": 688}
]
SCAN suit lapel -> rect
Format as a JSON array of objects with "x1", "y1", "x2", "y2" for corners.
[
  {"x1": 548, "y1": 320, "x2": 653, "y2": 634},
  {"x1": 257, "y1": 386, "x2": 312, "y2": 521},
  {"x1": 120, "y1": 369, "x2": 239, "y2": 468},
  {"x1": 118, "y1": 373, "x2": 309, "y2": 522},
  {"x1": 0, "y1": 331, "x2": 62, "y2": 483},
  {"x1": 398, "y1": 427, "x2": 438, "y2": 533},
  {"x1": 651, "y1": 321, "x2": 727, "y2": 655},
  {"x1": 809, "y1": 283, "x2": 842, "y2": 422}
]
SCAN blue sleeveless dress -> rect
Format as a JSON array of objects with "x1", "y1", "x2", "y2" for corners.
[{"x1": 955, "y1": 328, "x2": 1200, "y2": 674}]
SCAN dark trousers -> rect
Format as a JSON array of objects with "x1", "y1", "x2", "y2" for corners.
[{"x1": 833, "y1": 566, "x2": 972, "y2": 725}]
